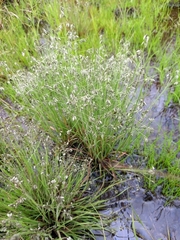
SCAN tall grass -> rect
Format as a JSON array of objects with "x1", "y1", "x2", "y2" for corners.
[
  {"x1": 6, "y1": 36, "x2": 153, "y2": 166},
  {"x1": 0, "y1": 0, "x2": 176, "y2": 72},
  {"x1": 1, "y1": 0, "x2": 179, "y2": 105},
  {"x1": 0, "y1": 141, "x2": 111, "y2": 239}
]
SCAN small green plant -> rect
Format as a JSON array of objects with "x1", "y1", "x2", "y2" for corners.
[
  {"x1": 143, "y1": 135, "x2": 180, "y2": 197},
  {"x1": 0, "y1": 143, "x2": 109, "y2": 239},
  {"x1": 171, "y1": 70, "x2": 180, "y2": 104}
]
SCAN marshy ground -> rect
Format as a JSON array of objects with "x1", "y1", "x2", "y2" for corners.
[{"x1": 0, "y1": 0, "x2": 180, "y2": 239}]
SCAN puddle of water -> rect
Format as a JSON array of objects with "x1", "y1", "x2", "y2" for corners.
[
  {"x1": 143, "y1": 81, "x2": 180, "y2": 142},
  {"x1": 93, "y1": 174, "x2": 180, "y2": 240}
]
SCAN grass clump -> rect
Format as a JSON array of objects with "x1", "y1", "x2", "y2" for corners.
[
  {"x1": 0, "y1": 143, "x2": 108, "y2": 239},
  {"x1": 8, "y1": 36, "x2": 151, "y2": 167},
  {"x1": 143, "y1": 135, "x2": 180, "y2": 197}
]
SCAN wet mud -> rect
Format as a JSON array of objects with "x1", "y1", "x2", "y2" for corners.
[
  {"x1": 143, "y1": 80, "x2": 180, "y2": 143},
  {"x1": 95, "y1": 180, "x2": 180, "y2": 240},
  {"x1": 88, "y1": 160, "x2": 180, "y2": 240}
]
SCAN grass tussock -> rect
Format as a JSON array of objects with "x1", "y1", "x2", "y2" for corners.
[
  {"x1": 0, "y1": 143, "x2": 110, "y2": 239},
  {"x1": 8, "y1": 37, "x2": 151, "y2": 165}
]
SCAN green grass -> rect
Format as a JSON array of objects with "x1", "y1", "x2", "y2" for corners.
[
  {"x1": 0, "y1": 0, "x2": 176, "y2": 71},
  {"x1": 3, "y1": 33, "x2": 180, "y2": 197},
  {"x1": 0, "y1": 0, "x2": 180, "y2": 238},
  {"x1": 0, "y1": 142, "x2": 112, "y2": 239},
  {"x1": 142, "y1": 134, "x2": 180, "y2": 197},
  {"x1": 6, "y1": 37, "x2": 150, "y2": 166},
  {"x1": 1, "y1": 0, "x2": 179, "y2": 103}
]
